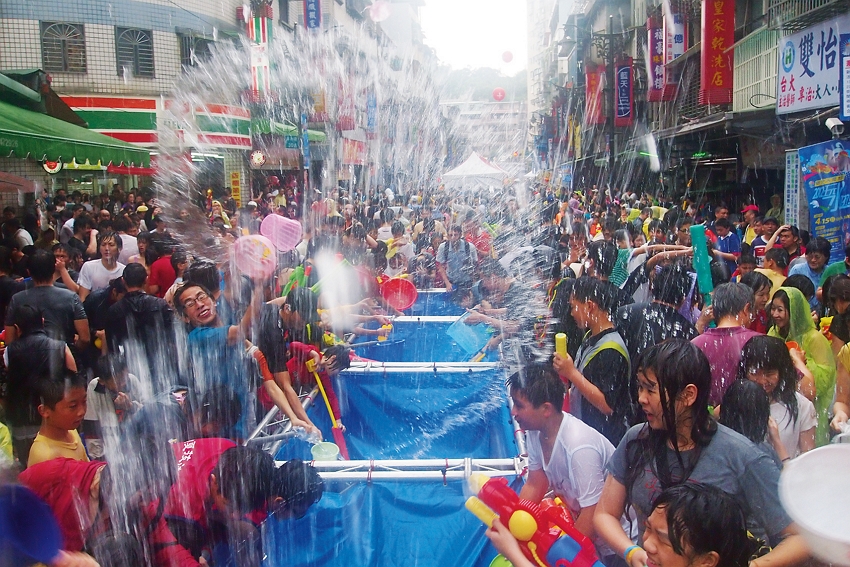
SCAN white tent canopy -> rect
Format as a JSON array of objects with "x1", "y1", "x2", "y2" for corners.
[{"x1": 442, "y1": 152, "x2": 508, "y2": 182}]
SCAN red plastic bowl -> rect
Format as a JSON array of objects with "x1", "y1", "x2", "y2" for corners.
[{"x1": 380, "y1": 277, "x2": 418, "y2": 310}]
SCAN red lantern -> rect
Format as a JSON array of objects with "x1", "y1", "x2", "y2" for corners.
[
  {"x1": 492, "y1": 87, "x2": 506, "y2": 101},
  {"x1": 502, "y1": 51, "x2": 513, "y2": 63}
]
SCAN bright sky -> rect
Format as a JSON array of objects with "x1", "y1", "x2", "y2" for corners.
[{"x1": 419, "y1": 0, "x2": 527, "y2": 75}]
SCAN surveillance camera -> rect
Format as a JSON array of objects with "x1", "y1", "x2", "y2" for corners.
[{"x1": 826, "y1": 117, "x2": 844, "y2": 137}]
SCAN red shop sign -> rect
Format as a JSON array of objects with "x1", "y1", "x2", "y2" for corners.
[{"x1": 699, "y1": 0, "x2": 735, "y2": 105}]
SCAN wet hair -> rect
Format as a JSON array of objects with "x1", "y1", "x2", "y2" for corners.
[
  {"x1": 391, "y1": 220, "x2": 404, "y2": 237},
  {"x1": 651, "y1": 483, "x2": 753, "y2": 567},
  {"x1": 613, "y1": 229, "x2": 630, "y2": 246},
  {"x1": 480, "y1": 257, "x2": 508, "y2": 279},
  {"x1": 28, "y1": 248, "x2": 57, "y2": 282},
  {"x1": 97, "y1": 230, "x2": 123, "y2": 252},
  {"x1": 572, "y1": 276, "x2": 618, "y2": 314},
  {"x1": 13, "y1": 303, "x2": 43, "y2": 335},
  {"x1": 651, "y1": 263, "x2": 692, "y2": 306},
  {"x1": 828, "y1": 274, "x2": 850, "y2": 303},
  {"x1": 38, "y1": 371, "x2": 87, "y2": 410},
  {"x1": 112, "y1": 217, "x2": 130, "y2": 233},
  {"x1": 740, "y1": 270, "x2": 771, "y2": 296},
  {"x1": 737, "y1": 335, "x2": 798, "y2": 424},
  {"x1": 274, "y1": 459, "x2": 324, "y2": 518},
  {"x1": 197, "y1": 385, "x2": 242, "y2": 433},
  {"x1": 765, "y1": 248, "x2": 789, "y2": 269},
  {"x1": 625, "y1": 341, "x2": 717, "y2": 505},
  {"x1": 586, "y1": 240, "x2": 617, "y2": 277},
  {"x1": 782, "y1": 274, "x2": 814, "y2": 300},
  {"x1": 73, "y1": 215, "x2": 93, "y2": 233},
  {"x1": 719, "y1": 380, "x2": 770, "y2": 444},
  {"x1": 184, "y1": 257, "x2": 220, "y2": 293},
  {"x1": 648, "y1": 219, "x2": 667, "y2": 236},
  {"x1": 97, "y1": 353, "x2": 127, "y2": 380},
  {"x1": 323, "y1": 344, "x2": 352, "y2": 371},
  {"x1": 285, "y1": 286, "x2": 319, "y2": 324},
  {"x1": 713, "y1": 218, "x2": 732, "y2": 230},
  {"x1": 711, "y1": 283, "x2": 754, "y2": 321},
  {"x1": 170, "y1": 247, "x2": 188, "y2": 272},
  {"x1": 506, "y1": 363, "x2": 565, "y2": 409},
  {"x1": 737, "y1": 254, "x2": 756, "y2": 266},
  {"x1": 602, "y1": 217, "x2": 621, "y2": 234},
  {"x1": 212, "y1": 446, "x2": 276, "y2": 514},
  {"x1": 807, "y1": 237, "x2": 831, "y2": 258},
  {"x1": 123, "y1": 262, "x2": 148, "y2": 288}
]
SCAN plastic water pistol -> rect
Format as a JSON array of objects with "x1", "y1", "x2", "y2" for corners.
[{"x1": 465, "y1": 474, "x2": 604, "y2": 567}]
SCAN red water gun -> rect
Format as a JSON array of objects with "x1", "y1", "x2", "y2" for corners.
[{"x1": 465, "y1": 474, "x2": 604, "y2": 567}]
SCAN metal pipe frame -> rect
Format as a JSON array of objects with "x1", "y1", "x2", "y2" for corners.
[{"x1": 285, "y1": 457, "x2": 526, "y2": 482}]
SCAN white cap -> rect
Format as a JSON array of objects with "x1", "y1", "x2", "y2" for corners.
[{"x1": 247, "y1": 200, "x2": 257, "y2": 207}]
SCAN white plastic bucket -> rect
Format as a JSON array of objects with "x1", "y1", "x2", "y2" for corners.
[
  {"x1": 779, "y1": 444, "x2": 850, "y2": 566},
  {"x1": 311, "y1": 441, "x2": 340, "y2": 461}
]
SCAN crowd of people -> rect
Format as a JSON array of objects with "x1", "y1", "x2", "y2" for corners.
[{"x1": 0, "y1": 180, "x2": 842, "y2": 567}]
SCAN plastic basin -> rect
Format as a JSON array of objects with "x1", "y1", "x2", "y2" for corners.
[
  {"x1": 311, "y1": 441, "x2": 340, "y2": 461},
  {"x1": 779, "y1": 444, "x2": 850, "y2": 566}
]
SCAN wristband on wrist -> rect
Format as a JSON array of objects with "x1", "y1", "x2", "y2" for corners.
[{"x1": 624, "y1": 545, "x2": 642, "y2": 562}]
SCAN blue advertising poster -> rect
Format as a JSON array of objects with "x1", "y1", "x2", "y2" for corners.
[
  {"x1": 300, "y1": 113, "x2": 311, "y2": 168},
  {"x1": 367, "y1": 93, "x2": 377, "y2": 134},
  {"x1": 799, "y1": 139, "x2": 850, "y2": 264},
  {"x1": 841, "y1": 33, "x2": 850, "y2": 121}
]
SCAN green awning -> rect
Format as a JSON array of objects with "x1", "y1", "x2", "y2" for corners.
[
  {"x1": 252, "y1": 118, "x2": 327, "y2": 142},
  {"x1": 0, "y1": 98, "x2": 150, "y2": 166}
]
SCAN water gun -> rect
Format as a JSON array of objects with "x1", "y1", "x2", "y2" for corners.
[
  {"x1": 689, "y1": 225, "x2": 714, "y2": 306},
  {"x1": 282, "y1": 265, "x2": 312, "y2": 296},
  {"x1": 465, "y1": 474, "x2": 604, "y2": 567}
]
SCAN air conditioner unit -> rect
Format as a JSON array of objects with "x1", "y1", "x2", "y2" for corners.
[{"x1": 558, "y1": 57, "x2": 570, "y2": 75}]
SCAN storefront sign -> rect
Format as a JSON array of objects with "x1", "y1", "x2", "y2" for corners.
[
  {"x1": 341, "y1": 138, "x2": 366, "y2": 165},
  {"x1": 647, "y1": 17, "x2": 664, "y2": 102},
  {"x1": 304, "y1": 0, "x2": 322, "y2": 29},
  {"x1": 799, "y1": 140, "x2": 850, "y2": 263},
  {"x1": 585, "y1": 67, "x2": 605, "y2": 125},
  {"x1": 230, "y1": 171, "x2": 242, "y2": 207},
  {"x1": 840, "y1": 32, "x2": 850, "y2": 120},
  {"x1": 615, "y1": 58, "x2": 633, "y2": 127},
  {"x1": 785, "y1": 149, "x2": 800, "y2": 227},
  {"x1": 663, "y1": 11, "x2": 686, "y2": 100},
  {"x1": 699, "y1": 0, "x2": 734, "y2": 104},
  {"x1": 777, "y1": 15, "x2": 850, "y2": 114},
  {"x1": 284, "y1": 136, "x2": 299, "y2": 149}
]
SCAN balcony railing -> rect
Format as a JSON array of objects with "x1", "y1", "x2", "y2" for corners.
[
  {"x1": 768, "y1": 0, "x2": 850, "y2": 31},
  {"x1": 733, "y1": 27, "x2": 779, "y2": 112}
]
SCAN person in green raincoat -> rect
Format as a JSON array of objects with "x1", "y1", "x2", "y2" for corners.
[{"x1": 768, "y1": 286, "x2": 835, "y2": 445}]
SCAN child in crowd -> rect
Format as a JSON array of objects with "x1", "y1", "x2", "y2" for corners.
[
  {"x1": 28, "y1": 372, "x2": 89, "y2": 467},
  {"x1": 82, "y1": 354, "x2": 140, "y2": 459},
  {"x1": 283, "y1": 343, "x2": 352, "y2": 434},
  {"x1": 731, "y1": 254, "x2": 756, "y2": 282}
]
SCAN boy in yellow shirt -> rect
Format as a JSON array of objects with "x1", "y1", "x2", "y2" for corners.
[{"x1": 27, "y1": 372, "x2": 89, "y2": 467}]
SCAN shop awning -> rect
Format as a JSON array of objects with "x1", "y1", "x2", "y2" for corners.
[
  {"x1": 251, "y1": 118, "x2": 327, "y2": 142},
  {"x1": 0, "y1": 98, "x2": 150, "y2": 166}
]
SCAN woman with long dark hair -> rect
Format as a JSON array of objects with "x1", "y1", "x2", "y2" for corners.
[
  {"x1": 737, "y1": 336, "x2": 816, "y2": 458},
  {"x1": 767, "y1": 287, "x2": 834, "y2": 444},
  {"x1": 594, "y1": 340, "x2": 808, "y2": 567}
]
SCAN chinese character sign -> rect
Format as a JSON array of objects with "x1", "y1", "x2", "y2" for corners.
[
  {"x1": 840, "y1": 33, "x2": 850, "y2": 120},
  {"x1": 785, "y1": 150, "x2": 800, "y2": 227},
  {"x1": 663, "y1": 12, "x2": 686, "y2": 100},
  {"x1": 798, "y1": 140, "x2": 850, "y2": 263},
  {"x1": 304, "y1": 0, "x2": 322, "y2": 29},
  {"x1": 615, "y1": 58, "x2": 633, "y2": 127},
  {"x1": 647, "y1": 17, "x2": 664, "y2": 102},
  {"x1": 777, "y1": 15, "x2": 850, "y2": 114},
  {"x1": 585, "y1": 67, "x2": 605, "y2": 125},
  {"x1": 699, "y1": 0, "x2": 734, "y2": 104}
]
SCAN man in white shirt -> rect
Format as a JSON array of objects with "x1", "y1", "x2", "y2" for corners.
[
  {"x1": 508, "y1": 363, "x2": 632, "y2": 565},
  {"x1": 77, "y1": 231, "x2": 125, "y2": 301},
  {"x1": 114, "y1": 217, "x2": 139, "y2": 264}
]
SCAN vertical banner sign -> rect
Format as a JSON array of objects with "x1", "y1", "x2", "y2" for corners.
[
  {"x1": 784, "y1": 150, "x2": 800, "y2": 227},
  {"x1": 840, "y1": 33, "x2": 850, "y2": 120},
  {"x1": 647, "y1": 17, "x2": 664, "y2": 102},
  {"x1": 304, "y1": 0, "x2": 321, "y2": 29},
  {"x1": 230, "y1": 171, "x2": 242, "y2": 207},
  {"x1": 777, "y1": 15, "x2": 849, "y2": 114},
  {"x1": 699, "y1": 0, "x2": 734, "y2": 104},
  {"x1": 301, "y1": 113, "x2": 311, "y2": 169},
  {"x1": 798, "y1": 140, "x2": 850, "y2": 263},
  {"x1": 585, "y1": 67, "x2": 605, "y2": 125},
  {"x1": 366, "y1": 92, "x2": 377, "y2": 139},
  {"x1": 662, "y1": 12, "x2": 686, "y2": 100},
  {"x1": 247, "y1": 8, "x2": 272, "y2": 99},
  {"x1": 615, "y1": 58, "x2": 633, "y2": 127}
]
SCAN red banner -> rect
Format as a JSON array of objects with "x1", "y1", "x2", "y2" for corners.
[
  {"x1": 585, "y1": 67, "x2": 605, "y2": 125},
  {"x1": 647, "y1": 17, "x2": 664, "y2": 102},
  {"x1": 699, "y1": 0, "x2": 734, "y2": 104}
]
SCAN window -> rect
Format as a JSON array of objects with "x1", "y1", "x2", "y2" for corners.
[
  {"x1": 278, "y1": 0, "x2": 290, "y2": 25},
  {"x1": 41, "y1": 22, "x2": 86, "y2": 73},
  {"x1": 179, "y1": 35, "x2": 213, "y2": 70},
  {"x1": 116, "y1": 27, "x2": 154, "y2": 77}
]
